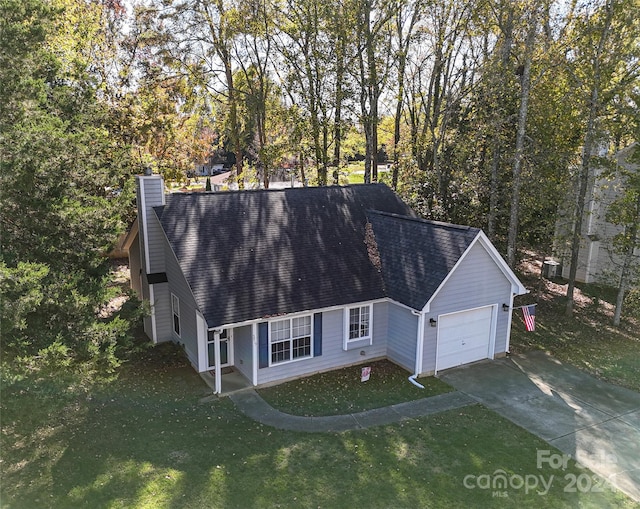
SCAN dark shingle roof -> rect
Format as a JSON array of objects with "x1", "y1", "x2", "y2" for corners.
[
  {"x1": 155, "y1": 185, "x2": 416, "y2": 327},
  {"x1": 367, "y1": 211, "x2": 480, "y2": 310}
]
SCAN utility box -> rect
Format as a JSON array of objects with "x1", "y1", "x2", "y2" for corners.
[{"x1": 542, "y1": 260, "x2": 562, "y2": 278}]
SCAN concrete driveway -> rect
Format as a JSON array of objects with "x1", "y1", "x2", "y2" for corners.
[{"x1": 439, "y1": 351, "x2": 640, "y2": 502}]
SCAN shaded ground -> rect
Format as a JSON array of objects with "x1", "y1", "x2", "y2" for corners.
[
  {"x1": 2, "y1": 341, "x2": 635, "y2": 508},
  {"x1": 510, "y1": 250, "x2": 640, "y2": 392}
]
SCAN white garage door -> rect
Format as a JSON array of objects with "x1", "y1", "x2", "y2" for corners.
[{"x1": 436, "y1": 306, "x2": 494, "y2": 372}]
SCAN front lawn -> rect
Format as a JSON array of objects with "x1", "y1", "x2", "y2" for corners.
[
  {"x1": 258, "y1": 359, "x2": 452, "y2": 416},
  {"x1": 2, "y1": 343, "x2": 635, "y2": 508}
]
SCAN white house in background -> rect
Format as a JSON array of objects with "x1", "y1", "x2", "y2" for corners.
[
  {"x1": 192, "y1": 153, "x2": 231, "y2": 177},
  {"x1": 129, "y1": 175, "x2": 527, "y2": 394},
  {"x1": 555, "y1": 144, "x2": 639, "y2": 285}
]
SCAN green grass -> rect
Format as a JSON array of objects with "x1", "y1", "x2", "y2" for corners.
[
  {"x1": 345, "y1": 171, "x2": 365, "y2": 184},
  {"x1": 258, "y1": 359, "x2": 452, "y2": 416},
  {"x1": 510, "y1": 273, "x2": 640, "y2": 392},
  {"x1": 2, "y1": 343, "x2": 635, "y2": 508}
]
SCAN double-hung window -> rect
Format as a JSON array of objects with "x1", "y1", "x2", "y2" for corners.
[
  {"x1": 270, "y1": 315, "x2": 312, "y2": 365},
  {"x1": 171, "y1": 293, "x2": 181, "y2": 337},
  {"x1": 347, "y1": 305, "x2": 371, "y2": 342}
]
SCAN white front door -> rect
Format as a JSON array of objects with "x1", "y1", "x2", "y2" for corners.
[
  {"x1": 436, "y1": 306, "x2": 495, "y2": 372},
  {"x1": 207, "y1": 329, "x2": 233, "y2": 369}
]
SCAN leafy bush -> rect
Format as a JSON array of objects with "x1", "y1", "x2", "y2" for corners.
[{"x1": 624, "y1": 288, "x2": 640, "y2": 318}]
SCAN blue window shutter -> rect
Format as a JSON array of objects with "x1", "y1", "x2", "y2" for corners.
[
  {"x1": 258, "y1": 322, "x2": 269, "y2": 368},
  {"x1": 313, "y1": 313, "x2": 322, "y2": 357}
]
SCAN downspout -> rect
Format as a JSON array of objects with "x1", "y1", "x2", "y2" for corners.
[{"x1": 408, "y1": 310, "x2": 425, "y2": 389}]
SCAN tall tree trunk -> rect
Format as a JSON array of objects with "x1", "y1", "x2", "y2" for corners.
[
  {"x1": 299, "y1": 151, "x2": 307, "y2": 186},
  {"x1": 358, "y1": 47, "x2": 372, "y2": 184},
  {"x1": 488, "y1": 139, "x2": 501, "y2": 238},
  {"x1": 392, "y1": 36, "x2": 405, "y2": 188},
  {"x1": 392, "y1": 73, "x2": 403, "y2": 189},
  {"x1": 613, "y1": 186, "x2": 640, "y2": 325},
  {"x1": 392, "y1": 3, "x2": 420, "y2": 190},
  {"x1": 224, "y1": 59, "x2": 244, "y2": 189},
  {"x1": 364, "y1": 3, "x2": 377, "y2": 183},
  {"x1": 333, "y1": 50, "x2": 344, "y2": 185},
  {"x1": 506, "y1": 8, "x2": 538, "y2": 268},
  {"x1": 487, "y1": 6, "x2": 514, "y2": 238},
  {"x1": 566, "y1": 0, "x2": 614, "y2": 316},
  {"x1": 331, "y1": 1, "x2": 349, "y2": 186},
  {"x1": 613, "y1": 226, "x2": 638, "y2": 326}
]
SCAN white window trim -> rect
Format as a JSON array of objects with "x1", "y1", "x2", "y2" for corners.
[
  {"x1": 171, "y1": 293, "x2": 181, "y2": 338},
  {"x1": 268, "y1": 314, "x2": 314, "y2": 367},
  {"x1": 344, "y1": 303, "x2": 373, "y2": 349}
]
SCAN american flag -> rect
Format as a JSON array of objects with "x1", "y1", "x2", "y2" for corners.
[{"x1": 522, "y1": 305, "x2": 536, "y2": 332}]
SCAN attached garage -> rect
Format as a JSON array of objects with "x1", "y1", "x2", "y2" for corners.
[{"x1": 435, "y1": 305, "x2": 496, "y2": 373}]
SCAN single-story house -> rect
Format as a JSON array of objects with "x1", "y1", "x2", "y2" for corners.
[{"x1": 131, "y1": 175, "x2": 527, "y2": 393}]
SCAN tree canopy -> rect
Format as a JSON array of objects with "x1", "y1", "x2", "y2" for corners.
[{"x1": 1, "y1": 0, "x2": 639, "y2": 378}]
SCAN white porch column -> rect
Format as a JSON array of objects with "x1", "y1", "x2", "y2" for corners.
[
  {"x1": 252, "y1": 323, "x2": 258, "y2": 386},
  {"x1": 214, "y1": 330, "x2": 222, "y2": 394}
]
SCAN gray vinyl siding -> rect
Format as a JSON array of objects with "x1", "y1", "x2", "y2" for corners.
[
  {"x1": 257, "y1": 302, "x2": 389, "y2": 386},
  {"x1": 422, "y1": 241, "x2": 511, "y2": 374},
  {"x1": 136, "y1": 176, "x2": 170, "y2": 344},
  {"x1": 164, "y1": 236, "x2": 199, "y2": 365},
  {"x1": 152, "y1": 282, "x2": 173, "y2": 343},
  {"x1": 140, "y1": 274, "x2": 153, "y2": 339},
  {"x1": 136, "y1": 177, "x2": 166, "y2": 274},
  {"x1": 233, "y1": 325, "x2": 253, "y2": 381},
  {"x1": 386, "y1": 304, "x2": 418, "y2": 372}
]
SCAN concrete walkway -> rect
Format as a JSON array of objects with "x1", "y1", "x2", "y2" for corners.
[
  {"x1": 439, "y1": 351, "x2": 640, "y2": 502},
  {"x1": 229, "y1": 351, "x2": 640, "y2": 501},
  {"x1": 230, "y1": 389, "x2": 474, "y2": 433}
]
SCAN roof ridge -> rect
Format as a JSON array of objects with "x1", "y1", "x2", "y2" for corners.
[
  {"x1": 170, "y1": 183, "x2": 390, "y2": 198},
  {"x1": 368, "y1": 210, "x2": 478, "y2": 232}
]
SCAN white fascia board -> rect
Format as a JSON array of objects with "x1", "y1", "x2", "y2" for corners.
[
  {"x1": 422, "y1": 231, "x2": 528, "y2": 314},
  {"x1": 122, "y1": 217, "x2": 139, "y2": 252}
]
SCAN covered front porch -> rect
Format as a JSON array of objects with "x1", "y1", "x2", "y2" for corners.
[
  {"x1": 197, "y1": 313, "x2": 257, "y2": 395},
  {"x1": 200, "y1": 367, "x2": 252, "y2": 396}
]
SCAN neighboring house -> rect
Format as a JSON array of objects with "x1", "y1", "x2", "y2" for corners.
[
  {"x1": 130, "y1": 175, "x2": 527, "y2": 393},
  {"x1": 555, "y1": 144, "x2": 639, "y2": 285},
  {"x1": 192, "y1": 152, "x2": 233, "y2": 177}
]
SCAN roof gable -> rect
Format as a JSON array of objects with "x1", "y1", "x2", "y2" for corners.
[
  {"x1": 368, "y1": 211, "x2": 480, "y2": 310},
  {"x1": 422, "y1": 231, "x2": 528, "y2": 312}
]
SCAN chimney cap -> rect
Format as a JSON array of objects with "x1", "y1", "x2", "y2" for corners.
[{"x1": 143, "y1": 166, "x2": 152, "y2": 176}]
